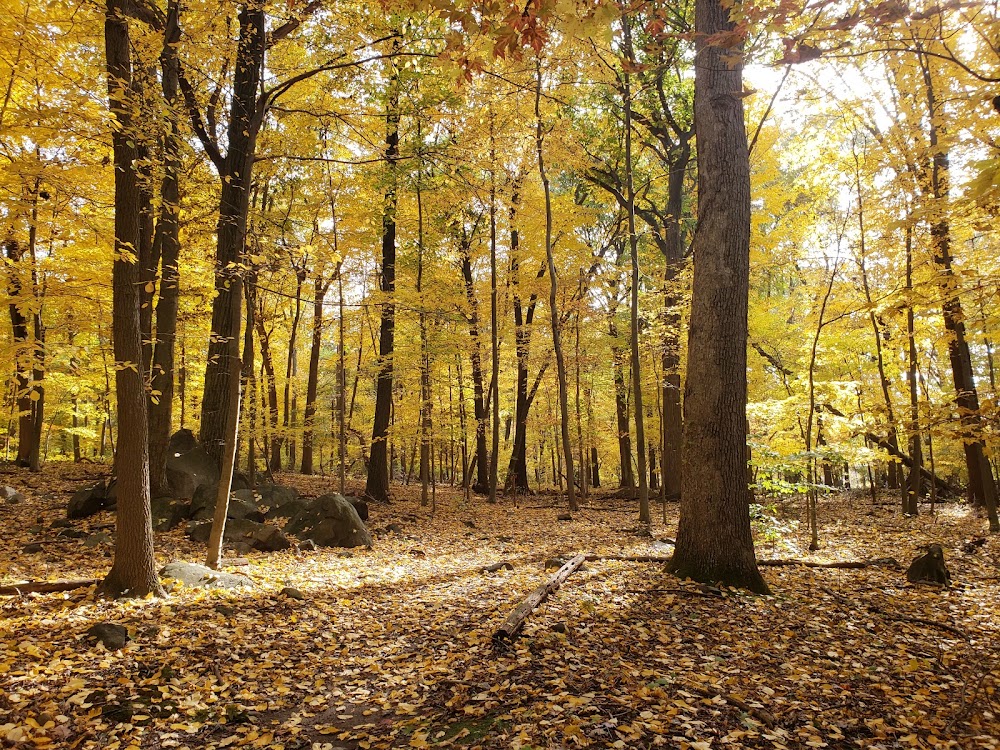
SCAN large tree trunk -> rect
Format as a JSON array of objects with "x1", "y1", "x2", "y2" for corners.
[
  {"x1": 199, "y1": 5, "x2": 264, "y2": 468},
  {"x1": 147, "y1": 4, "x2": 182, "y2": 498},
  {"x1": 100, "y1": 0, "x2": 164, "y2": 599},
  {"x1": 366, "y1": 44, "x2": 400, "y2": 504},
  {"x1": 661, "y1": 143, "x2": 689, "y2": 503},
  {"x1": 917, "y1": 51, "x2": 998, "y2": 532},
  {"x1": 666, "y1": 0, "x2": 769, "y2": 593}
]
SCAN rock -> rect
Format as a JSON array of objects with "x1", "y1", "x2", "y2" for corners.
[
  {"x1": 345, "y1": 496, "x2": 369, "y2": 522},
  {"x1": 284, "y1": 493, "x2": 372, "y2": 549},
  {"x1": 167, "y1": 428, "x2": 198, "y2": 455},
  {"x1": 160, "y1": 561, "x2": 253, "y2": 590},
  {"x1": 57, "y1": 528, "x2": 89, "y2": 539},
  {"x1": 83, "y1": 531, "x2": 112, "y2": 548},
  {"x1": 166, "y1": 444, "x2": 219, "y2": 500},
  {"x1": 298, "y1": 539, "x2": 317, "y2": 551},
  {"x1": 151, "y1": 497, "x2": 189, "y2": 531},
  {"x1": 67, "y1": 481, "x2": 112, "y2": 519},
  {"x1": 261, "y1": 485, "x2": 307, "y2": 519},
  {"x1": 257, "y1": 482, "x2": 300, "y2": 505},
  {"x1": 22, "y1": 543, "x2": 43, "y2": 553},
  {"x1": 251, "y1": 523, "x2": 293, "y2": 552},
  {"x1": 280, "y1": 586, "x2": 305, "y2": 600},
  {"x1": 86, "y1": 622, "x2": 129, "y2": 650},
  {"x1": 191, "y1": 486, "x2": 264, "y2": 522},
  {"x1": 1, "y1": 485, "x2": 25, "y2": 504},
  {"x1": 187, "y1": 518, "x2": 292, "y2": 553}
]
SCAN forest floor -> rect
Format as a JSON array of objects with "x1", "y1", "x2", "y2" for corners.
[{"x1": 1, "y1": 463, "x2": 999, "y2": 750}]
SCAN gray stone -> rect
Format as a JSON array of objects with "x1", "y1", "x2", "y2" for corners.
[
  {"x1": 191, "y1": 487, "x2": 264, "y2": 522},
  {"x1": 346, "y1": 496, "x2": 369, "y2": 522},
  {"x1": 258, "y1": 482, "x2": 299, "y2": 506},
  {"x1": 166, "y1": 445, "x2": 219, "y2": 500},
  {"x1": 187, "y1": 518, "x2": 292, "y2": 553},
  {"x1": 167, "y1": 428, "x2": 198, "y2": 456},
  {"x1": 67, "y1": 481, "x2": 112, "y2": 519},
  {"x1": 58, "y1": 528, "x2": 89, "y2": 539},
  {"x1": 83, "y1": 531, "x2": 112, "y2": 547},
  {"x1": 160, "y1": 561, "x2": 253, "y2": 590},
  {"x1": 151, "y1": 496, "x2": 189, "y2": 531},
  {"x1": 285, "y1": 493, "x2": 372, "y2": 549},
  {"x1": 86, "y1": 622, "x2": 129, "y2": 650},
  {"x1": 1, "y1": 485, "x2": 25, "y2": 504}
]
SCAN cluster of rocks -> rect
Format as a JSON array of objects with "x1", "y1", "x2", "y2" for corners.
[{"x1": 67, "y1": 429, "x2": 372, "y2": 552}]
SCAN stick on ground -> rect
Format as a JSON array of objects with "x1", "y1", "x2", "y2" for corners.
[
  {"x1": 0, "y1": 579, "x2": 100, "y2": 596},
  {"x1": 493, "y1": 553, "x2": 586, "y2": 650}
]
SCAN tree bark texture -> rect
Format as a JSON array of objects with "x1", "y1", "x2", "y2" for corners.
[
  {"x1": 301, "y1": 276, "x2": 328, "y2": 475},
  {"x1": 199, "y1": 5, "x2": 264, "y2": 468},
  {"x1": 459, "y1": 238, "x2": 490, "y2": 494},
  {"x1": 667, "y1": 0, "x2": 769, "y2": 593},
  {"x1": 147, "y1": 2, "x2": 182, "y2": 498},
  {"x1": 101, "y1": 0, "x2": 164, "y2": 598},
  {"x1": 366, "y1": 44, "x2": 400, "y2": 503}
]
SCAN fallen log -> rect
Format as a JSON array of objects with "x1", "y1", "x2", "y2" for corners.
[
  {"x1": 865, "y1": 432, "x2": 958, "y2": 498},
  {"x1": 493, "y1": 553, "x2": 586, "y2": 650},
  {"x1": 0, "y1": 579, "x2": 100, "y2": 596},
  {"x1": 758, "y1": 557, "x2": 899, "y2": 570}
]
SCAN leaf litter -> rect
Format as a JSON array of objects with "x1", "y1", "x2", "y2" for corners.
[{"x1": 1, "y1": 464, "x2": 998, "y2": 749}]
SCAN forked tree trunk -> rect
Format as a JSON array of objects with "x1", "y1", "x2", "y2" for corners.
[
  {"x1": 100, "y1": 0, "x2": 163, "y2": 599},
  {"x1": 666, "y1": 0, "x2": 769, "y2": 593}
]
